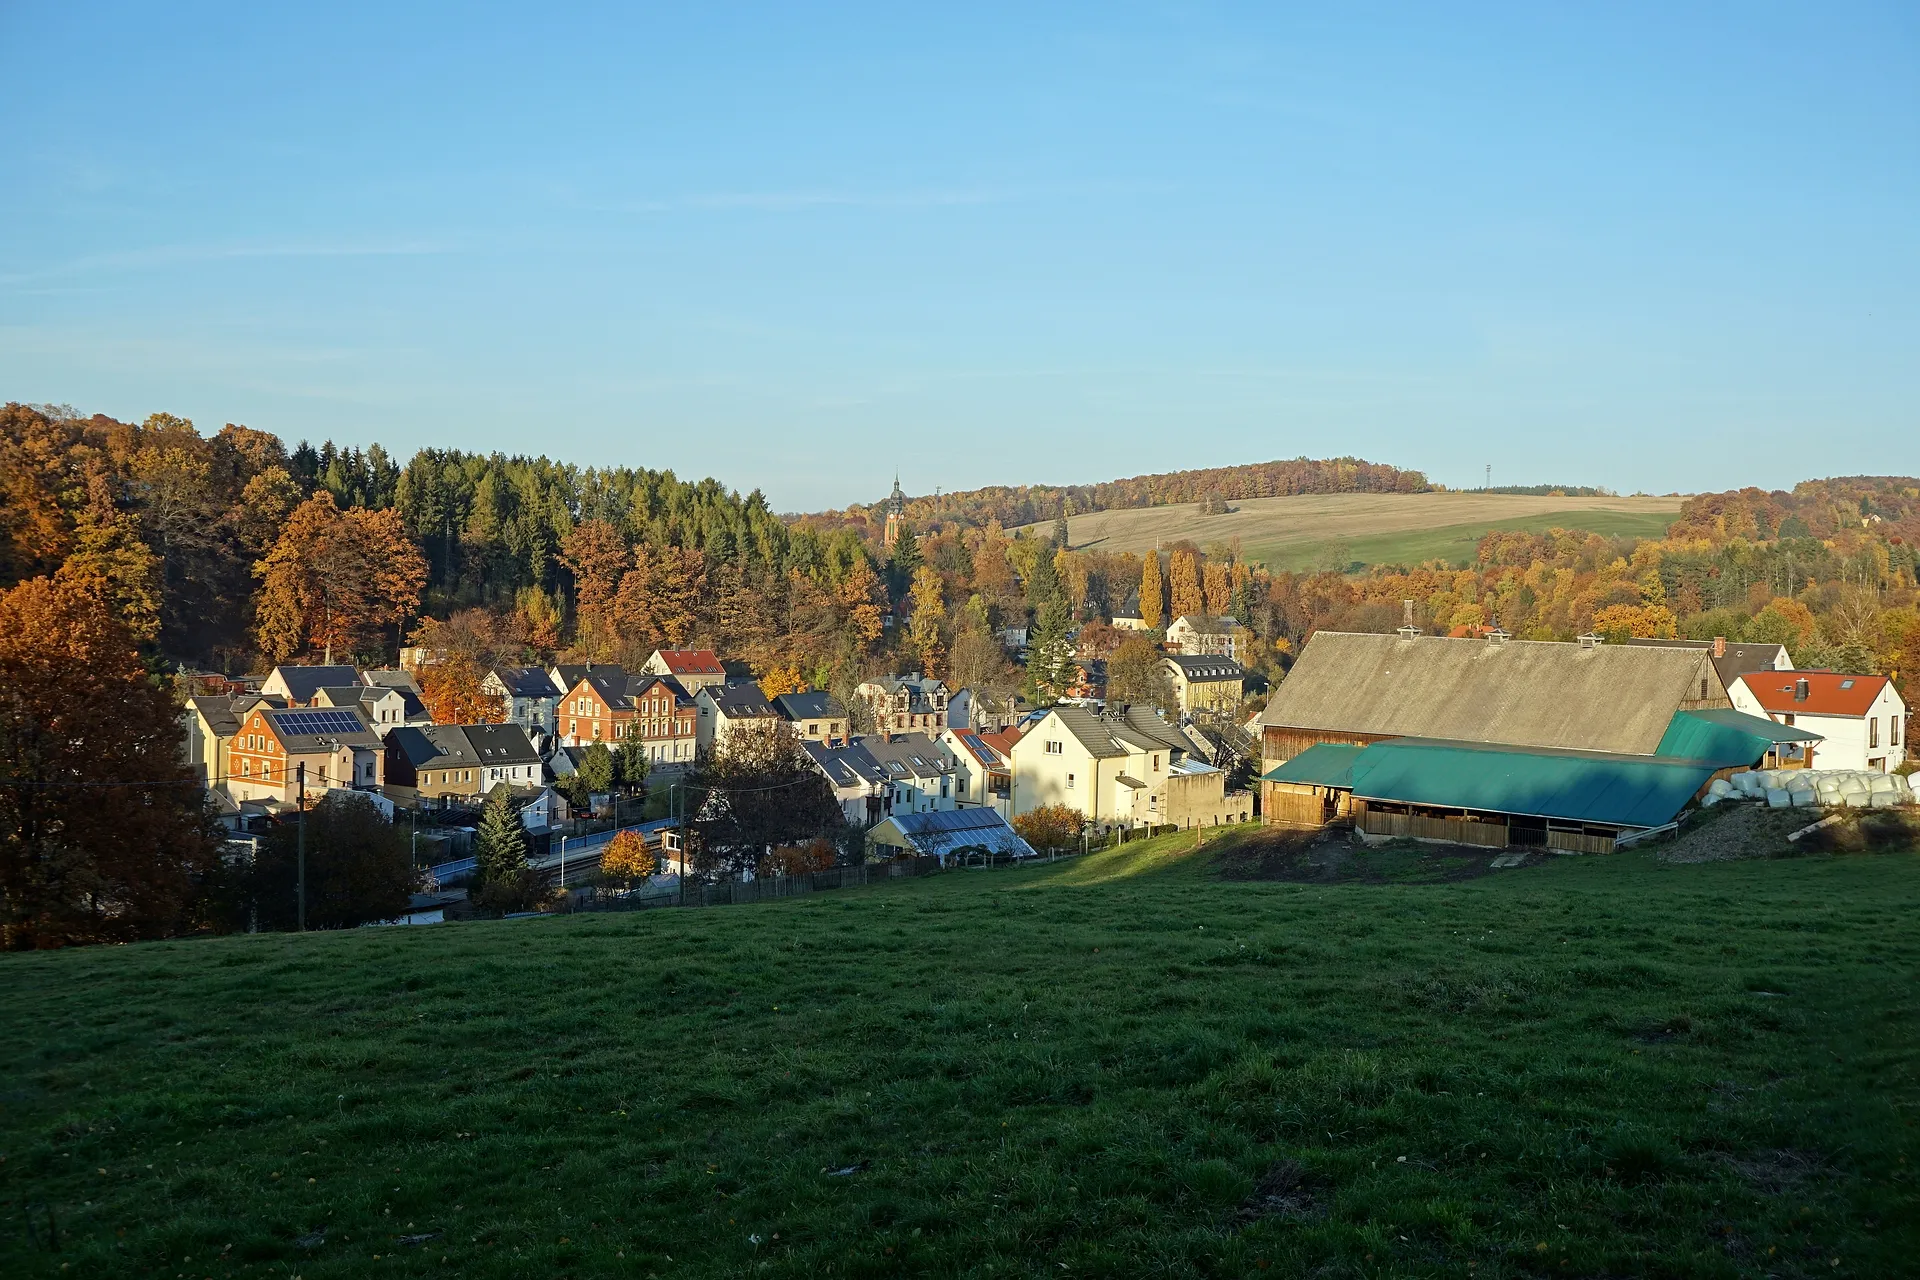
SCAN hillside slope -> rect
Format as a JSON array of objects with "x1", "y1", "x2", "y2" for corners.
[
  {"x1": 1025, "y1": 491, "x2": 1685, "y2": 569},
  {"x1": 2, "y1": 830, "x2": 1914, "y2": 1277}
]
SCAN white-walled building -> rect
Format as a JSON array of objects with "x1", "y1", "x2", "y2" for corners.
[{"x1": 1728, "y1": 671, "x2": 1906, "y2": 772}]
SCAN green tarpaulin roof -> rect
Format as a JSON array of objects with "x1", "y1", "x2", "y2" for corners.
[
  {"x1": 1259, "y1": 743, "x2": 1365, "y2": 787},
  {"x1": 1655, "y1": 708, "x2": 1821, "y2": 767},
  {"x1": 1348, "y1": 737, "x2": 1718, "y2": 829}
]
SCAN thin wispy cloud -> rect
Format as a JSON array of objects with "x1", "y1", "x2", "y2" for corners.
[
  {"x1": 0, "y1": 240, "x2": 456, "y2": 285},
  {"x1": 576, "y1": 187, "x2": 1015, "y2": 215}
]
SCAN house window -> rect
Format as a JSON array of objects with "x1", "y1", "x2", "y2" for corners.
[
  {"x1": 569, "y1": 719, "x2": 578, "y2": 736},
  {"x1": 1152, "y1": 754, "x2": 1161, "y2": 772},
  {"x1": 241, "y1": 759, "x2": 250, "y2": 777},
  {"x1": 1894, "y1": 718, "x2": 1902, "y2": 747},
  {"x1": 1700, "y1": 678, "x2": 1709, "y2": 700},
  {"x1": 1045, "y1": 740, "x2": 1063, "y2": 755},
  {"x1": 263, "y1": 762, "x2": 272, "y2": 780},
  {"x1": 1870, "y1": 718, "x2": 1879, "y2": 748},
  {"x1": 1066, "y1": 773, "x2": 1076, "y2": 789},
  {"x1": 593, "y1": 723, "x2": 602, "y2": 740}
]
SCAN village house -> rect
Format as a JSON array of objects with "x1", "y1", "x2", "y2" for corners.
[
  {"x1": 226, "y1": 703, "x2": 384, "y2": 804},
  {"x1": 549, "y1": 662, "x2": 627, "y2": 699},
  {"x1": 1728, "y1": 670, "x2": 1907, "y2": 773},
  {"x1": 801, "y1": 738, "x2": 890, "y2": 826},
  {"x1": 182, "y1": 694, "x2": 257, "y2": 791},
  {"x1": 773, "y1": 690, "x2": 851, "y2": 744},
  {"x1": 625, "y1": 673, "x2": 699, "y2": 764},
  {"x1": 863, "y1": 732, "x2": 962, "y2": 815},
  {"x1": 313, "y1": 684, "x2": 412, "y2": 736},
  {"x1": 384, "y1": 725, "x2": 485, "y2": 806},
  {"x1": 260, "y1": 664, "x2": 360, "y2": 706},
  {"x1": 1161, "y1": 654, "x2": 1247, "y2": 716},
  {"x1": 696, "y1": 680, "x2": 783, "y2": 751},
  {"x1": 1627, "y1": 635, "x2": 1794, "y2": 686},
  {"x1": 1010, "y1": 704, "x2": 1249, "y2": 830},
  {"x1": 641, "y1": 648, "x2": 729, "y2": 695},
  {"x1": 945, "y1": 687, "x2": 1024, "y2": 733},
  {"x1": 801, "y1": 731, "x2": 963, "y2": 825},
  {"x1": 483, "y1": 665, "x2": 561, "y2": 734},
  {"x1": 462, "y1": 723, "x2": 546, "y2": 791},
  {"x1": 855, "y1": 673, "x2": 949, "y2": 734},
  {"x1": 555, "y1": 668, "x2": 635, "y2": 746},
  {"x1": 940, "y1": 726, "x2": 1017, "y2": 815},
  {"x1": 1164, "y1": 615, "x2": 1243, "y2": 660}
]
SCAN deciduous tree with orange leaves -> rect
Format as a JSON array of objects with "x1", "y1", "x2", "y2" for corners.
[
  {"x1": 1168, "y1": 548, "x2": 1204, "y2": 619},
  {"x1": 0, "y1": 575, "x2": 221, "y2": 948},
  {"x1": 252, "y1": 492, "x2": 427, "y2": 663},
  {"x1": 419, "y1": 652, "x2": 505, "y2": 724},
  {"x1": 1140, "y1": 553, "x2": 1164, "y2": 629},
  {"x1": 600, "y1": 829, "x2": 657, "y2": 887}
]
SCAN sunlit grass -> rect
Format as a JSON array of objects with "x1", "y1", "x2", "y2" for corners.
[{"x1": 2, "y1": 832, "x2": 1915, "y2": 1277}]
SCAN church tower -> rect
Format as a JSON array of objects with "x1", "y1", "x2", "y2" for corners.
[{"x1": 882, "y1": 474, "x2": 907, "y2": 548}]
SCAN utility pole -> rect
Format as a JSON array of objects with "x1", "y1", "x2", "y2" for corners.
[{"x1": 296, "y1": 762, "x2": 307, "y2": 932}]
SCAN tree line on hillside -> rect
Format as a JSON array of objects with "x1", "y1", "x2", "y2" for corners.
[{"x1": 792, "y1": 456, "x2": 1431, "y2": 543}]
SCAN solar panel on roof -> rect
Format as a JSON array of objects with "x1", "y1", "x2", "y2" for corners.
[{"x1": 272, "y1": 709, "x2": 363, "y2": 736}]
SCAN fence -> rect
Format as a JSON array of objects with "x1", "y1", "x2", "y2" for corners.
[
  {"x1": 574, "y1": 855, "x2": 947, "y2": 913},
  {"x1": 1357, "y1": 809, "x2": 1509, "y2": 848}
]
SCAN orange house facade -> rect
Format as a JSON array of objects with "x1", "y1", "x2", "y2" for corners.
[
  {"x1": 226, "y1": 705, "x2": 385, "y2": 804},
  {"x1": 556, "y1": 672, "x2": 697, "y2": 762}
]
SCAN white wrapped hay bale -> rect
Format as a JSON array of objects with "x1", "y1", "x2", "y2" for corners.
[
  {"x1": 1729, "y1": 771, "x2": 1758, "y2": 796},
  {"x1": 1790, "y1": 788, "x2": 1818, "y2": 807},
  {"x1": 1765, "y1": 787, "x2": 1792, "y2": 809},
  {"x1": 1786, "y1": 773, "x2": 1816, "y2": 793},
  {"x1": 1844, "y1": 790, "x2": 1872, "y2": 808},
  {"x1": 1707, "y1": 777, "x2": 1733, "y2": 799},
  {"x1": 1871, "y1": 791, "x2": 1901, "y2": 808}
]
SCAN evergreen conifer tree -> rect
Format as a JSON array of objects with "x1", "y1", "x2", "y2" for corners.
[{"x1": 474, "y1": 784, "x2": 534, "y2": 911}]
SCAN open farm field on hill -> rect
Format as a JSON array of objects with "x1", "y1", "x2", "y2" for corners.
[
  {"x1": 1028, "y1": 493, "x2": 1685, "y2": 570},
  {"x1": 4, "y1": 831, "x2": 1915, "y2": 1278}
]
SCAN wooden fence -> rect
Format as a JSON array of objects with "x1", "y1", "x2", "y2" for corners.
[{"x1": 1357, "y1": 809, "x2": 1509, "y2": 848}]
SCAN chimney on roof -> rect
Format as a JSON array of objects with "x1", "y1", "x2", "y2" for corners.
[
  {"x1": 1795, "y1": 677, "x2": 1810, "y2": 702},
  {"x1": 1576, "y1": 632, "x2": 1602, "y2": 650},
  {"x1": 1396, "y1": 624, "x2": 1419, "y2": 640},
  {"x1": 1713, "y1": 635, "x2": 1727, "y2": 658}
]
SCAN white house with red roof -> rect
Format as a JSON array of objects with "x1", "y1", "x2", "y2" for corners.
[
  {"x1": 1728, "y1": 670, "x2": 1906, "y2": 772},
  {"x1": 641, "y1": 648, "x2": 728, "y2": 695}
]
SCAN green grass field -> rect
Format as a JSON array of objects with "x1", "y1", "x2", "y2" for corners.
[
  {"x1": 1255, "y1": 509, "x2": 1680, "y2": 573},
  {"x1": 4, "y1": 831, "x2": 1917, "y2": 1278}
]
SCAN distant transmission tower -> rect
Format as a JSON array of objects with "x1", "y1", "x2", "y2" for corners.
[{"x1": 1484, "y1": 464, "x2": 1491, "y2": 492}]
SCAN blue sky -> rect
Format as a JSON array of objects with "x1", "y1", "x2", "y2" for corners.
[{"x1": 3, "y1": 4, "x2": 1914, "y2": 510}]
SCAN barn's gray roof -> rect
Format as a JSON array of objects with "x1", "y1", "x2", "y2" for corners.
[{"x1": 1257, "y1": 631, "x2": 1718, "y2": 756}]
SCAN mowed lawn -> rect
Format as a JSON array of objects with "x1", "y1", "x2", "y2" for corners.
[{"x1": 2, "y1": 833, "x2": 1916, "y2": 1279}]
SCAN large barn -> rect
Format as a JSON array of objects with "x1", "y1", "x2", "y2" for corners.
[{"x1": 1256, "y1": 630, "x2": 1815, "y2": 850}]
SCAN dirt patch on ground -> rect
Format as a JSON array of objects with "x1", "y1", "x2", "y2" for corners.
[
  {"x1": 1231, "y1": 1158, "x2": 1325, "y2": 1225},
  {"x1": 1652, "y1": 801, "x2": 1920, "y2": 863},
  {"x1": 1213, "y1": 828, "x2": 1542, "y2": 884}
]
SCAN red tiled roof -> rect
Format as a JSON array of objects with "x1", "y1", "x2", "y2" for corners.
[
  {"x1": 654, "y1": 649, "x2": 724, "y2": 675},
  {"x1": 1735, "y1": 671, "x2": 1891, "y2": 718}
]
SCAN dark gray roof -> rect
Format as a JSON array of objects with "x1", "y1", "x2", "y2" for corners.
[
  {"x1": 1164, "y1": 654, "x2": 1246, "y2": 681},
  {"x1": 707, "y1": 681, "x2": 778, "y2": 718},
  {"x1": 1625, "y1": 637, "x2": 1793, "y2": 688},
  {"x1": 803, "y1": 740, "x2": 887, "y2": 788},
  {"x1": 386, "y1": 724, "x2": 476, "y2": 769},
  {"x1": 262, "y1": 705, "x2": 381, "y2": 752},
  {"x1": 1041, "y1": 705, "x2": 1193, "y2": 760},
  {"x1": 551, "y1": 663, "x2": 628, "y2": 698},
  {"x1": 269, "y1": 665, "x2": 360, "y2": 703},
  {"x1": 774, "y1": 691, "x2": 847, "y2": 721},
  {"x1": 361, "y1": 667, "x2": 422, "y2": 694},
  {"x1": 490, "y1": 665, "x2": 559, "y2": 699},
  {"x1": 189, "y1": 695, "x2": 243, "y2": 737},
  {"x1": 627, "y1": 674, "x2": 695, "y2": 706},
  {"x1": 461, "y1": 723, "x2": 541, "y2": 766},
  {"x1": 860, "y1": 732, "x2": 958, "y2": 779}
]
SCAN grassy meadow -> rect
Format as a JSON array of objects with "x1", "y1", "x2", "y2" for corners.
[
  {"x1": 1255, "y1": 509, "x2": 1682, "y2": 573},
  {"x1": 1025, "y1": 492, "x2": 1685, "y2": 571},
  {"x1": 2, "y1": 830, "x2": 1916, "y2": 1278}
]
